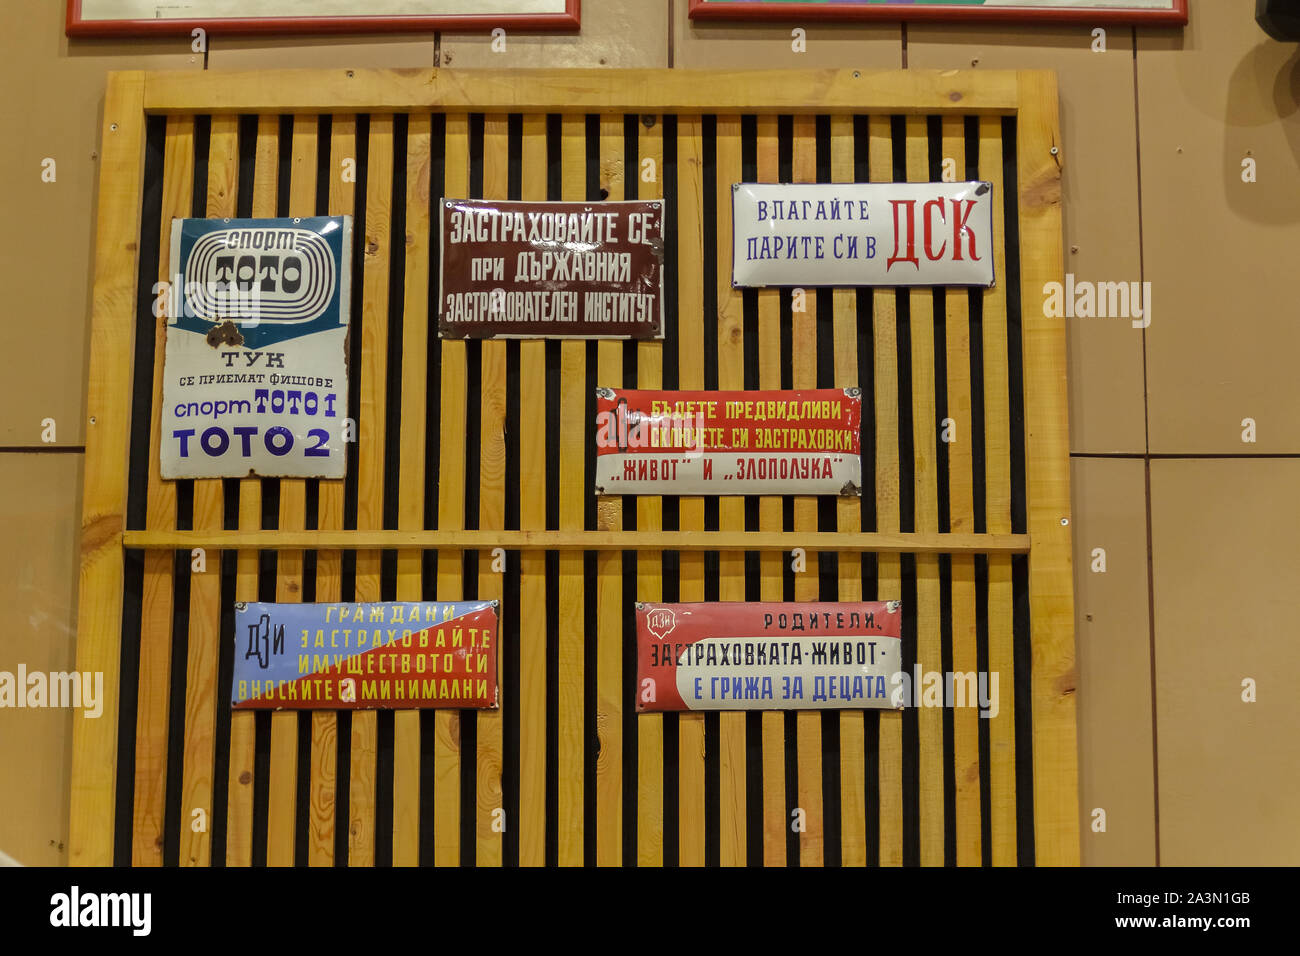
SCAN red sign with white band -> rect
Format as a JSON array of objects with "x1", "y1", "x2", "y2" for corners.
[
  {"x1": 594, "y1": 387, "x2": 862, "y2": 496},
  {"x1": 636, "y1": 601, "x2": 903, "y2": 712}
]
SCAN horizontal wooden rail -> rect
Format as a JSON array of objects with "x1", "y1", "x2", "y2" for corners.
[
  {"x1": 122, "y1": 529, "x2": 1030, "y2": 554},
  {"x1": 137, "y1": 68, "x2": 1022, "y2": 116}
]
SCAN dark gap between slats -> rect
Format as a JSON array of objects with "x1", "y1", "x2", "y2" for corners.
[
  {"x1": 250, "y1": 556, "x2": 276, "y2": 867},
  {"x1": 900, "y1": 552, "x2": 919, "y2": 867},
  {"x1": 112, "y1": 550, "x2": 145, "y2": 864},
  {"x1": 210, "y1": 552, "x2": 237, "y2": 866},
  {"x1": 341, "y1": 114, "x2": 372, "y2": 589}
]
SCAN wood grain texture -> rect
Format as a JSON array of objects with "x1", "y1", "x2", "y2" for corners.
[
  {"x1": 132, "y1": 114, "x2": 192, "y2": 867},
  {"x1": 1017, "y1": 70, "x2": 1079, "y2": 867},
  {"x1": 70, "y1": 71, "x2": 147, "y2": 867}
]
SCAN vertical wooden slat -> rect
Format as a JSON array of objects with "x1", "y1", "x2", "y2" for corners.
[
  {"x1": 178, "y1": 113, "x2": 239, "y2": 868},
  {"x1": 436, "y1": 113, "x2": 470, "y2": 866},
  {"x1": 518, "y1": 113, "x2": 548, "y2": 867},
  {"x1": 941, "y1": 116, "x2": 982, "y2": 868},
  {"x1": 905, "y1": 115, "x2": 944, "y2": 868},
  {"x1": 557, "y1": 112, "x2": 586, "y2": 867},
  {"x1": 71, "y1": 70, "x2": 147, "y2": 867},
  {"x1": 869, "y1": 114, "x2": 904, "y2": 868},
  {"x1": 393, "y1": 114, "x2": 432, "y2": 867},
  {"x1": 227, "y1": 114, "x2": 280, "y2": 867},
  {"x1": 676, "y1": 113, "x2": 707, "y2": 868},
  {"x1": 635, "y1": 116, "x2": 666, "y2": 869},
  {"x1": 978, "y1": 115, "x2": 1017, "y2": 868},
  {"x1": 265, "y1": 115, "x2": 319, "y2": 868},
  {"x1": 791, "y1": 114, "x2": 823, "y2": 868},
  {"x1": 595, "y1": 114, "x2": 625, "y2": 867},
  {"x1": 830, "y1": 113, "x2": 866, "y2": 868},
  {"x1": 133, "y1": 114, "x2": 192, "y2": 866},
  {"x1": 715, "y1": 115, "x2": 746, "y2": 867},
  {"x1": 306, "y1": 114, "x2": 357, "y2": 868},
  {"x1": 1017, "y1": 71, "x2": 1079, "y2": 866},
  {"x1": 351, "y1": 114, "x2": 396, "y2": 868},
  {"x1": 755, "y1": 114, "x2": 785, "y2": 868},
  {"x1": 475, "y1": 114, "x2": 508, "y2": 867}
]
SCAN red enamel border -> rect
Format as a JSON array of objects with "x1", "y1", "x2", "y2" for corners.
[{"x1": 687, "y1": 0, "x2": 1186, "y2": 26}]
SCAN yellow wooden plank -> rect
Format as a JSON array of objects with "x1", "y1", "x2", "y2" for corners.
[
  {"x1": 904, "y1": 115, "x2": 944, "y2": 869},
  {"x1": 71, "y1": 70, "x2": 146, "y2": 866},
  {"x1": 265, "y1": 115, "x2": 319, "y2": 869},
  {"x1": 133, "y1": 113, "x2": 193, "y2": 867},
  {"x1": 557, "y1": 111, "x2": 587, "y2": 868},
  {"x1": 351, "y1": 114, "x2": 396, "y2": 868},
  {"x1": 635, "y1": 116, "x2": 665, "y2": 869},
  {"x1": 756, "y1": 114, "x2": 785, "y2": 869},
  {"x1": 979, "y1": 115, "x2": 1017, "y2": 868},
  {"x1": 595, "y1": 113, "x2": 625, "y2": 867},
  {"x1": 475, "y1": 114, "x2": 508, "y2": 868},
  {"x1": 306, "y1": 113, "x2": 357, "y2": 868},
  {"x1": 870, "y1": 113, "x2": 904, "y2": 868},
  {"x1": 518, "y1": 113, "x2": 548, "y2": 868},
  {"x1": 143, "y1": 69, "x2": 1021, "y2": 116},
  {"x1": 676, "y1": 113, "x2": 707, "y2": 869},
  {"x1": 941, "y1": 116, "x2": 982, "y2": 868},
  {"x1": 829, "y1": 113, "x2": 866, "y2": 868},
  {"x1": 1017, "y1": 71, "x2": 1079, "y2": 867},
  {"x1": 178, "y1": 113, "x2": 239, "y2": 868},
  {"x1": 715, "y1": 114, "x2": 746, "y2": 868},
  {"x1": 393, "y1": 113, "x2": 433, "y2": 868},
  {"x1": 435, "y1": 112, "x2": 470, "y2": 867},
  {"x1": 227, "y1": 113, "x2": 280, "y2": 868},
  {"x1": 791, "y1": 114, "x2": 824, "y2": 869}
]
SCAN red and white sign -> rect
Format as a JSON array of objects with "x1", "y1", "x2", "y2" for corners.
[
  {"x1": 594, "y1": 388, "x2": 862, "y2": 496},
  {"x1": 635, "y1": 601, "x2": 903, "y2": 712}
]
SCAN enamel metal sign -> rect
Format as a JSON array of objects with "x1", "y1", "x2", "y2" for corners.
[
  {"x1": 731, "y1": 182, "x2": 994, "y2": 288},
  {"x1": 636, "y1": 601, "x2": 904, "y2": 712},
  {"x1": 439, "y1": 198, "x2": 665, "y2": 339},
  {"x1": 160, "y1": 216, "x2": 352, "y2": 479},
  {"x1": 594, "y1": 388, "x2": 862, "y2": 496},
  {"x1": 232, "y1": 601, "x2": 499, "y2": 710}
]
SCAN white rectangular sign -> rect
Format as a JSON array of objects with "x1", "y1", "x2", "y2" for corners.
[
  {"x1": 731, "y1": 181, "x2": 995, "y2": 289},
  {"x1": 160, "y1": 216, "x2": 352, "y2": 479}
]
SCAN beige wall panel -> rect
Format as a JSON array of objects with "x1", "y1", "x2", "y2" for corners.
[
  {"x1": 441, "y1": 0, "x2": 665, "y2": 68},
  {"x1": 208, "y1": 34, "x2": 435, "y2": 70},
  {"x1": 1150, "y1": 458, "x2": 1300, "y2": 865},
  {"x1": 0, "y1": 452, "x2": 83, "y2": 865},
  {"x1": 675, "y1": 0, "x2": 900, "y2": 69},
  {"x1": 1140, "y1": 0, "x2": 1300, "y2": 453},
  {"x1": 1070, "y1": 456, "x2": 1155, "y2": 866},
  {"x1": 0, "y1": 2, "x2": 198, "y2": 448},
  {"x1": 910, "y1": 26, "x2": 1145, "y2": 455}
]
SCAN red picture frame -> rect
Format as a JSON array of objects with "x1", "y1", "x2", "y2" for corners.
[
  {"x1": 67, "y1": 0, "x2": 580, "y2": 37},
  {"x1": 688, "y1": 0, "x2": 1186, "y2": 26}
]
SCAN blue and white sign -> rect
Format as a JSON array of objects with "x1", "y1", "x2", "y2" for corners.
[
  {"x1": 160, "y1": 216, "x2": 352, "y2": 479},
  {"x1": 731, "y1": 182, "x2": 995, "y2": 289}
]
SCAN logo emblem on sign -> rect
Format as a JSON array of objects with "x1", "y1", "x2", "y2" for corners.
[
  {"x1": 184, "y1": 226, "x2": 337, "y2": 325},
  {"x1": 646, "y1": 607, "x2": 677, "y2": 641}
]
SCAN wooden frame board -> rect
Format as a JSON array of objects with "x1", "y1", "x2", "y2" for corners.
[{"x1": 72, "y1": 66, "x2": 1078, "y2": 867}]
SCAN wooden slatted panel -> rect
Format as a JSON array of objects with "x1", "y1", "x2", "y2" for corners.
[
  {"x1": 791, "y1": 114, "x2": 823, "y2": 868},
  {"x1": 557, "y1": 113, "x2": 586, "y2": 867},
  {"x1": 226, "y1": 114, "x2": 279, "y2": 867},
  {"x1": 831, "y1": 113, "x2": 866, "y2": 868},
  {"x1": 178, "y1": 114, "x2": 238, "y2": 868},
  {"x1": 755, "y1": 114, "x2": 785, "y2": 869},
  {"x1": 635, "y1": 117, "x2": 665, "y2": 869},
  {"x1": 517, "y1": 113, "x2": 548, "y2": 868},
  {"x1": 714, "y1": 115, "x2": 746, "y2": 867},
  {"x1": 941, "y1": 117, "x2": 982, "y2": 867},
  {"x1": 436, "y1": 113, "x2": 470, "y2": 866},
  {"x1": 476, "y1": 114, "x2": 508, "y2": 868},
  {"x1": 133, "y1": 114, "x2": 192, "y2": 866},
  {"x1": 394, "y1": 113, "x2": 433, "y2": 867},
  {"x1": 595, "y1": 114, "x2": 625, "y2": 867},
  {"x1": 676, "y1": 114, "x2": 707, "y2": 868},
  {"x1": 870, "y1": 114, "x2": 905, "y2": 868},
  {"x1": 351, "y1": 114, "x2": 396, "y2": 868},
  {"x1": 979, "y1": 115, "x2": 1018, "y2": 868}
]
